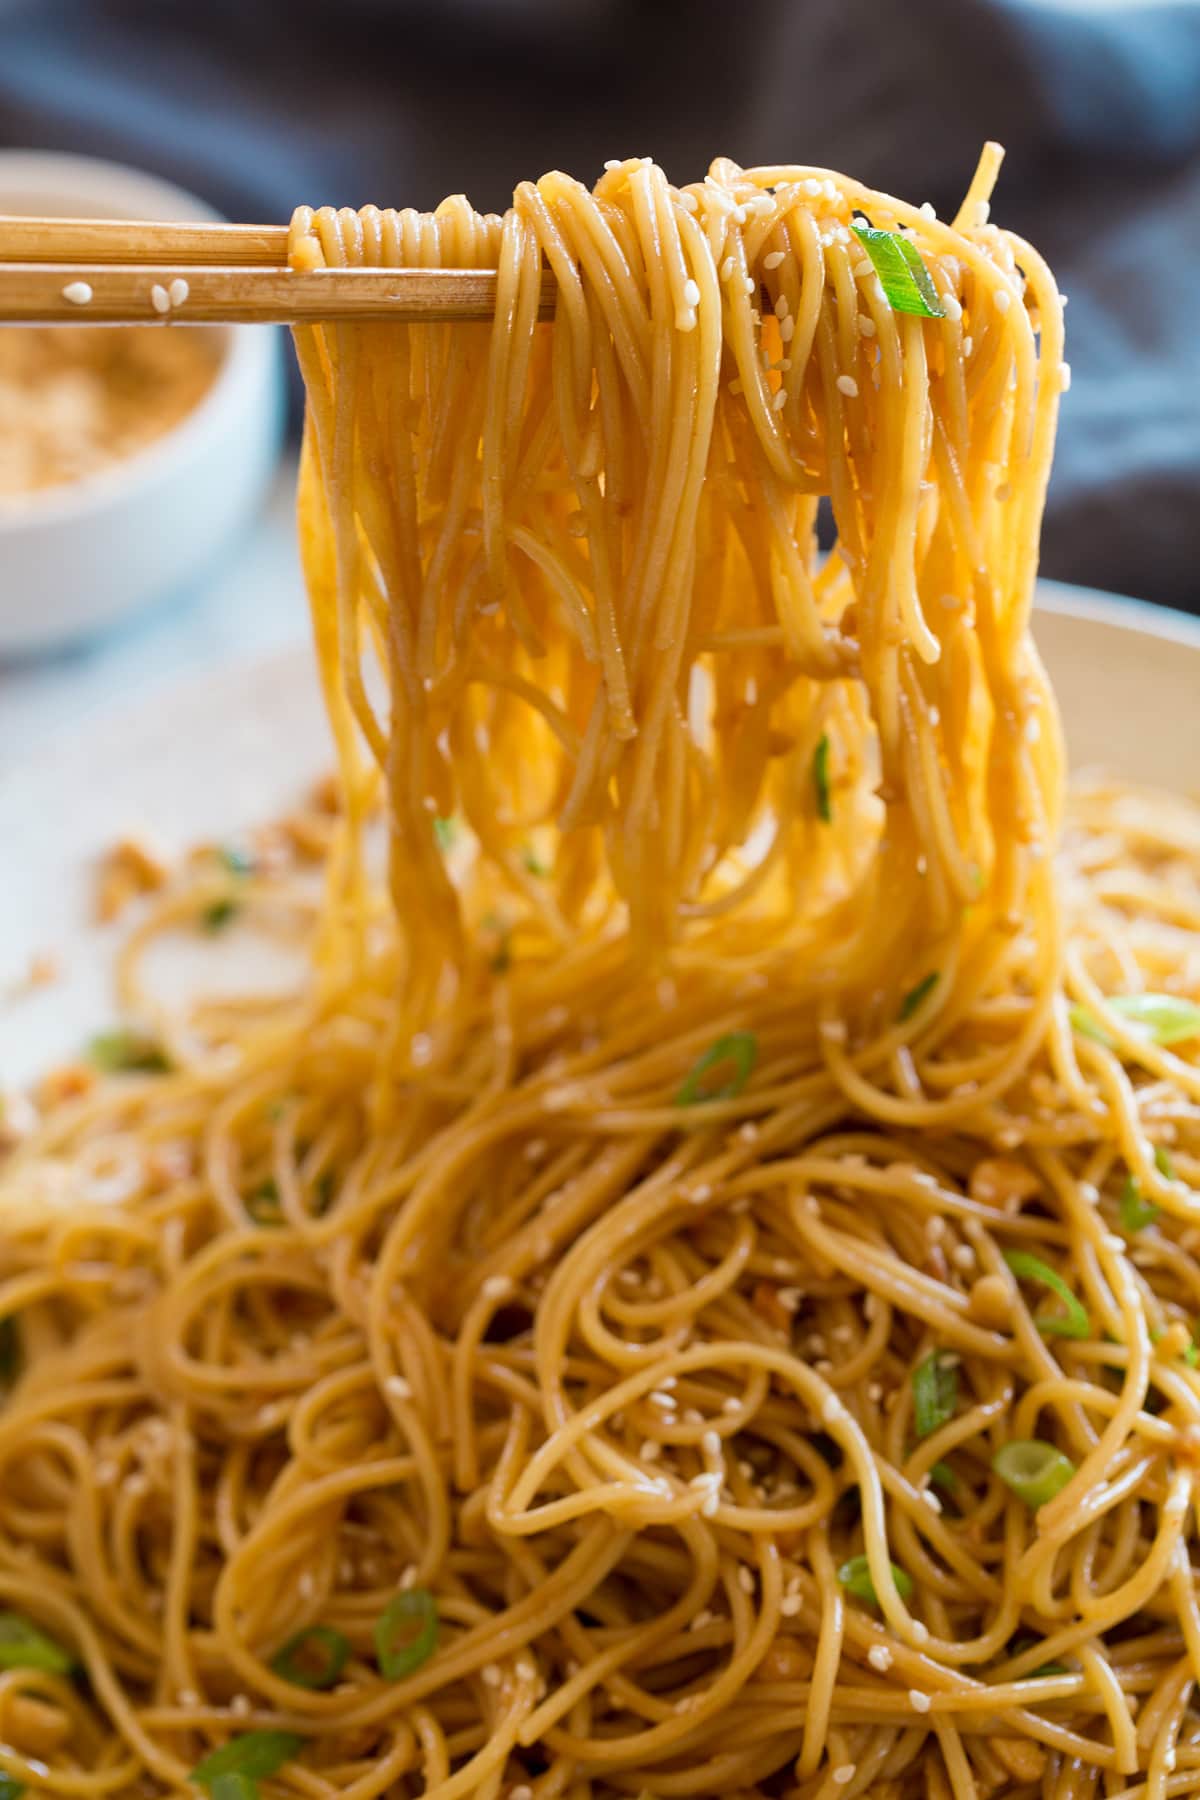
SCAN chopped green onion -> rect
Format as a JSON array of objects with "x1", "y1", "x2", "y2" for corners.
[
  {"x1": 912, "y1": 1350, "x2": 958, "y2": 1439},
  {"x1": 0, "y1": 1775, "x2": 26, "y2": 1800},
  {"x1": 1070, "y1": 993, "x2": 1200, "y2": 1049},
  {"x1": 218, "y1": 845, "x2": 255, "y2": 877},
  {"x1": 850, "y1": 225, "x2": 946, "y2": 319},
  {"x1": 209, "y1": 1777, "x2": 256, "y2": 1800},
  {"x1": 189, "y1": 1731, "x2": 305, "y2": 1788},
  {"x1": 1003, "y1": 1249, "x2": 1089, "y2": 1340},
  {"x1": 433, "y1": 817, "x2": 457, "y2": 851},
  {"x1": 993, "y1": 1439, "x2": 1076, "y2": 1508},
  {"x1": 1009, "y1": 1636, "x2": 1068, "y2": 1678},
  {"x1": 675, "y1": 1031, "x2": 758, "y2": 1106},
  {"x1": 271, "y1": 1624, "x2": 349, "y2": 1691},
  {"x1": 201, "y1": 897, "x2": 240, "y2": 934},
  {"x1": 88, "y1": 1030, "x2": 170, "y2": 1075},
  {"x1": 812, "y1": 734, "x2": 832, "y2": 824},
  {"x1": 375, "y1": 1589, "x2": 438, "y2": 1680},
  {"x1": 0, "y1": 1612, "x2": 75, "y2": 1674},
  {"x1": 1119, "y1": 1146, "x2": 1175, "y2": 1233},
  {"x1": 521, "y1": 846, "x2": 549, "y2": 877},
  {"x1": 246, "y1": 1180, "x2": 283, "y2": 1226},
  {"x1": 898, "y1": 972, "x2": 939, "y2": 1023},
  {"x1": 837, "y1": 1554, "x2": 913, "y2": 1607},
  {"x1": 929, "y1": 1459, "x2": 957, "y2": 1491},
  {"x1": 0, "y1": 1316, "x2": 18, "y2": 1387}
]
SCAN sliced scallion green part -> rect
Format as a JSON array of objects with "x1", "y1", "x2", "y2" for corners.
[
  {"x1": 898, "y1": 972, "x2": 939, "y2": 1023},
  {"x1": 433, "y1": 817, "x2": 457, "y2": 851},
  {"x1": 271, "y1": 1624, "x2": 349, "y2": 1691},
  {"x1": 1118, "y1": 1146, "x2": 1175, "y2": 1233},
  {"x1": 850, "y1": 225, "x2": 945, "y2": 319},
  {"x1": 993, "y1": 1439, "x2": 1075, "y2": 1508},
  {"x1": 912, "y1": 1350, "x2": 958, "y2": 1439},
  {"x1": 813, "y1": 734, "x2": 832, "y2": 824},
  {"x1": 201, "y1": 897, "x2": 240, "y2": 934},
  {"x1": 375, "y1": 1589, "x2": 438, "y2": 1680},
  {"x1": 210, "y1": 1778, "x2": 256, "y2": 1800},
  {"x1": 218, "y1": 845, "x2": 255, "y2": 877},
  {"x1": 675, "y1": 1031, "x2": 758, "y2": 1106},
  {"x1": 189, "y1": 1731, "x2": 305, "y2": 1788},
  {"x1": 837, "y1": 1553, "x2": 913, "y2": 1607},
  {"x1": 521, "y1": 846, "x2": 549, "y2": 876},
  {"x1": 0, "y1": 1612, "x2": 75, "y2": 1674},
  {"x1": 0, "y1": 1775, "x2": 26, "y2": 1800},
  {"x1": 1003, "y1": 1249, "x2": 1089, "y2": 1340},
  {"x1": 1070, "y1": 993, "x2": 1200, "y2": 1049},
  {"x1": 929, "y1": 1459, "x2": 957, "y2": 1491},
  {"x1": 88, "y1": 1030, "x2": 170, "y2": 1075}
]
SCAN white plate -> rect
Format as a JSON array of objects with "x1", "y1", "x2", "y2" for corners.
[{"x1": 1, "y1": 582, "x2": 1197, "y2": 1087}]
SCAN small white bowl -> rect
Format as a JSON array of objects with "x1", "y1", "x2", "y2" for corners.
[{"x1": 0, "y1": 151, "x2": 283, "y2": 654}]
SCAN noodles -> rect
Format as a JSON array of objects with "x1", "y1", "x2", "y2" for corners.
[{"x1": 2, "y1": 151, "x2": 1200, "y2": 1799}]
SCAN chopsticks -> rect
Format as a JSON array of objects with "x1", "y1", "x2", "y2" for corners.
[{"x1": 0, "y1": 216, "x2": 556, "y2": 323}]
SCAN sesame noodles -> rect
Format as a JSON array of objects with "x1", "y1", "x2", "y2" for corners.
[{"x1": 2, "y1": 150, "x2": 1200, "y2": 1799}]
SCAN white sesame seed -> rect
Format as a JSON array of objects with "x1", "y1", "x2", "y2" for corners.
[
  {"x1": 683, "y1": 279, "x2": 701, "y2": 308},
  {"x1": 168, "y1": 277, "x2": 189, "y2": 308},
  {"x1": 911, "y1": 1621, "x2": 930, "y2": 1644},
  {"x1": 836, "y1": 374, "x2": 859, "y2": 398},
  {"x1": 774, "y1": 294, "x2": 790, "y2": 320},
  {"x1": 771, "y1": 387, "x2": 788, "y2": 412},
  {"x1": 777, "y1": 1286, "x2": 803, "y2": 1312},
  {"x1": 722, "y1": 1396, "x2": 741, "y2": 1415},
  {"x1": 1060, "y1": 362, "x2": 1072, "y2": 391},
  {"x1": 867, "y1": 1382, "x2": 884, "y2": 1403},
  {"x1": 604, "y1": 159, "x2": 622, "y2": 171},
  {"x1": 385, "y1": 1374, "x2": 412, "y2": 1400},
  {"x1": 868, "y1": 1643, "x2": 893, "y2": 1671},
  {"x1": 701, "y1": 1489, "x2": 720, "y2": 1517},
  {"x1": 1102, "y1": 1233, "x2": 1126, "y2": 1253},
  {"x1": 728, "y1": 378, "x2": 743, "y2": 396},
  {"x1": 690, "y1": 1608, "x2": 712, "y2": 1630},
  {"x1": 511, "y1": 1788, "x2": 533, "y2": 1800},
  {"x1": 919, "y1": 202, "x2": 936, "y2": 222},
  {"x1": 482, "y1": 1274, "x2": 514, "y2": 1300},
  {"x1": 762, "y1": 250, "x2": 785, "y2": 271},
  {"x1": 737, "y1": 1566, "x2": 755, "y2": 1594},
  {"x1": 803, "y1": 178, "x2": 822, "y2": 197},
  {"x1": 909, "y1": 1688, "x2": 932, "y2": 1713},
  {"x1": 963, "y1": 335, "x2": 974, "y2": 356},
  {"x1": 994, "y1": 288, "x2": 1011, "y2": 314},
  {"x1": 688, "y1": 1183, "x2": 712, "y2": 1204},
  {"x1": 229, "y1": 1693, "x2": 253, "y2": 1717},
  {"x1": 739, "y1": 1122, "x2": 760, "y2": 1142},
  {"x1": 780, "y1": 1593, "x2": 803, "y2": 1616},
  {"x1": 720, "y1": 256, "x2": 735, "y2": 282},
  {"x1": 857, "y1": 314, "x2": 876, "y2": 338},
  {"x1": 951, "y1": 1244, "x2": 976, "y2": 1272},
  {"x1": 743, "y1": 276, "x2": 756, "y2": 296},
  {"x1": 650, "y1": 1390, "x2": 676, "y2": 1409},
  {"x1": 62, "y1": 280, "x2": 93, "y2": 305},
  {"x1": 925, "y1": 1216, "x2": 946, "y2": 1243},
  {"x1": 640, "y1": 1440, "x2": 661, "y2": 1462},
  {"x1": 482, "y1": 1663, "x2": 502, "y2": 1686},
  {"x1": 150, "y1": 283, "x2": 171, "y2": 315},
  {"x1": 701, "y1": 1429, "x2": 722, "y2": 1458},
  {"x1": 821, "y1": 1394, "x2": 842, "y2": 1424},
  {"x1": 832, "y1": 1766, "x2": 856, "y2": 1786}
]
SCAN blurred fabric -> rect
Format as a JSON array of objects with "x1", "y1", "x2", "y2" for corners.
[{"x1": 1, "y1": 0, "x2": 1198, "y2": 610}]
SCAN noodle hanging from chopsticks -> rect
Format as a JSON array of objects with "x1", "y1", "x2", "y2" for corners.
[{"x1": 3, "y1": 150, "x2": 1200, "y2": 1800}]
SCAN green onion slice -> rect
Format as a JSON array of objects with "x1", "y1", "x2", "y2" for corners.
[
  {"x1": 837, "y1": 1553, "x2": 913, "y2": 1607},
  {"x1": 210, "y1": 1778, "x2": 257, "y2": 1800},
  {"x1": 1070, "y1": 993, "x2": 1200, "y2": 1049},
  {"x1": 676, "y1": 1031, "x2": 758, "y2": 1106},
  {"x1": 189, "y1": 1731, "x2": 305, "y2": 1788},
  {"x1": 993, "y1": 1439, "x2": 1076, "y2": 1508},
  {"x1": 1118, "y1": 1147, "x2": 1176, "y2": 1234},
  {"x1": 0, "y1": 1612, "x2": 75, "y2": 1675},
  {"x1": 271, "y1": 1624, "x2": 349, "y2": 1690},
  {"x1": 898, "y1": 972, "x2": 939, "y2": 1023},
  {"x1": 0, "y1": 1775, "x2": 26, "y2": 1800},
  {"x1": 1003, "y1": 1249, "x2": 1089, "y2": 1340},
  {"x1": 246, "y1": 1180, "x2": 283, "y2": 1227},
  {"x1": 812, "y1": 734, "x2": 832, "y2": 823},
  {"x1": 374, "y1": 1589, "x2": 438, "y2": 1680},
  {"x1": 202, "y1": 897, "x2": 240, "y2": 934},
  {"x1": 850, "y1": 225, "x2": 946, "y2": 319},
  {"x1": 521, "y1": 846, "x2": 550, "y2": 876},
  {"x1": 929, "y1": 1459, "x2": 957, "y2": 1491},
  {"x1": 912, "y1": 1350, "x2": 958, "y2": 1439},
  {"x1": 433, "y1": 817, "x2": 457, "y2": 851},
  {"x1": 87, "y1": 1029, "x2": 171, "y2": 1075}
]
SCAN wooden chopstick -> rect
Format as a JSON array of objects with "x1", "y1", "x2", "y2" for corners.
[{"x1": 0, "y1": 215, "x2": 556, "y2": 323}]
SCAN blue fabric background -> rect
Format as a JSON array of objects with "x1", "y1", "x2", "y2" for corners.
[{"x1": 1, "y1": 0, "x2": 1197, "y2": 610}]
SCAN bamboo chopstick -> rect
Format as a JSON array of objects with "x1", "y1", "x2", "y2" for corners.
[{"x1": 0, "y1": 215, "x2": 557, "y2": 324}]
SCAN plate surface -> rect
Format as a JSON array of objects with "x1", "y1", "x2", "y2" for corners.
[{"x1": 1, "y1": 582, "x2": 1197, "y2": 1086}]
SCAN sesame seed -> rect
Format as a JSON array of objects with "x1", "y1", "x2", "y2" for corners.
[
  {"x1": 777, "y1": 1286, "x2": 803, "y2": 1312},
  {"x1": 743, "y1": 276, "x2": 756, "y2": 296},
  {"x1": 1102, "y1": 1233, "x2": 1126, "y2": 1253},
  {"x1": 641, "y1": 1440, "x2": 661, "y2": 1461},
  {"x1": 836, "y1": 375, "x2": 859, "y2": 398},
  {"x1": 650, "y1": 1390, "x2": 676, "y2": 1410},
  {"x1": 482, "y1": 1663, "x2": 502, "y2": 1686},
  {"x1": 720, "y1": 256, "x2": 735, "y2": 282},
  {"x1": 229, "y1": 1693, "x2": 253, "y2": 1717},
  {"x1": 684, "y1": 1408, "x2": 704, "y2": 1425},
  {"x1": 868, "y1": 1643, "x2": 893, "y2": 1671},
  {"x1": 168, "y1": 277, "x2": 189, "y2": 308},
  {"x1": 939, "y1": 292, "x2": 962, "y2": 322},
  {"x1": 821, "y1": 1394, "x2": 842, "y2": 1424},
  {"x1": 911, "y1": 1621, "x2": 930, "y2": 1644},
  {"x1": 867, "y1": 1382, "x2": 884, "y2": 1402},
  {"x1": 683, "y1": 278, "x2": 701, "y2": 308},
  {"x1": 926, "y1": 1216, "x2": 946, "y2": 1243},
  {"x1": 62, "y1": 280, "x2": 93, "y2": 305},
  {"x1": 773, "y1": 294, "x2": 790, "y2": 320},
  {"x1": 951, "y1": 1244, "x2": 976, "y2": 1272},
  {"x1": 832, "y1": 1765, "x2": 856, "y2": 1786},
  {"x1": 909, "y1": 1688, "x2": 931, "y2": 1713},
  {"x1": 1060, "y1": 362, "x2": 1072, "y2": 391},
  {"x1": 763, "y1": 250, "x2": 785, "y2": 270},
  {"x1": 779, "y1": 316, "x2": 795, "y2": 343},
  {"x1": 701, "y1": 1429, "x2": 722, "y2": 1458},
  {"x1": 963, "y1": 335, "x2": 974, "y2": 356},
  {"x1": 150, "y1": 283, "x2": 171, "y2": 315},
  {"x1": 857, "y1": 314, "x2": 876, "y2": 338},
  {"x1": 722, "y1": 1396, "x2": 741, "y2": 1414},
  {"x1": 701, "y1": 1489, "x2": 720, "y2": 1517},
  {"x1": 604, "y1": 159, "x2": 622, "y2": 171},
  {"x1": 771, "y1": 388, "x2": 788, "y2": 412},
  {"x1": 803, "y1": 178, "x2": 822, "y2": 197},
  {"x1": 919, "y1": 202, "x2": 936, "y2": 222},
  {"x1": 737, "y1": 1565, "x2": 755, "y2": 1594},
  {"x1": 690, "y1": 1608, "x2": 712, "y2": 1630},
  {"x1": 385, "y1": 1374, "x2": 412, "y2": 1400},
  {"x1": 482, "y1": 1274, "x2": 514, "y2": 1300},
  {"x1": 994, "y1": 288, "x2": 1011, "y2": 314},
  {"x1": 729, "y1": 378, "x2": 743, "y2": 396},
  {"x1": 512, "y1": 1788, "x2": 533, "y2": 1800},
  {"x1": 780, "y1": 1593, "x2": 803, "y2": 1616}
]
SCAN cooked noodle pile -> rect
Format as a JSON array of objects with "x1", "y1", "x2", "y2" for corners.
[{"x1": 3, "y1": 151, "x2": 1200, "y2": 1800}]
